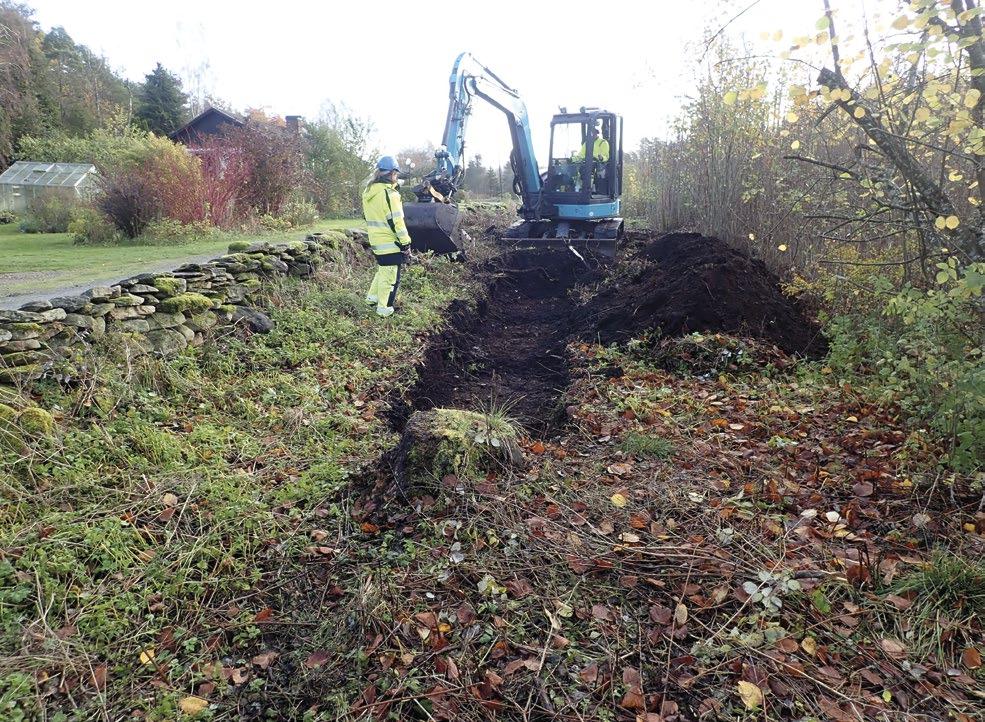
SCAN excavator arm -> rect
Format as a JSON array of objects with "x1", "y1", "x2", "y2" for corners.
[{"x1": 405, "y1": 53, "x2": 543, "y2": 253}]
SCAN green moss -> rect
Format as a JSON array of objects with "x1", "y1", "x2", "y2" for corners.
[
  {"x1": 16, "y1": 407, "x2": 54, "y2": 437},
  {"x1": 159, "y1": 292, "x2": 215, "y2": 315},
  {"x1": 227, "y1": 241, "x2": 251, "y2": 253},
  {"x1": 7, "y1": 322, "x2": 44, "y2": 334},
  {"x1": 151, "y1": 276, "x2": 184, "y2": 296}
]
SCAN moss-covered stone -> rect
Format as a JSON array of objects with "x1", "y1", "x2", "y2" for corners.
[
  {"x1": 158, "y1": 292, "x2": 215, "y2": 315},
  {"x1": 395, "y1": 408, "x2": 524, "y2": 493},
  {"x1": 0, "y1": 365, "x2": 40, "y2": 384},
  {"x1": 7, "y1": 322, "x2": 44, "y2": 335},
  {"x1": 111, "y1": 293, "x2": 144, "y2": 307},
  {"x1": 16, "y1": 407, "x2": 54, "y2": 437},
  {"x1": 152, "y1": 276, "x2": 187, "y2": 296},
  {"x1": 227, "y1": 241, "x2": 251, "y2": 253}
]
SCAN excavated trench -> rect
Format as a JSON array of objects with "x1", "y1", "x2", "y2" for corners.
[{"x1": 408, "y1": 247, "x2": 601, "y2": 436}]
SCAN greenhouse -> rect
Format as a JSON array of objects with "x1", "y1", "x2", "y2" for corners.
[{"x1": 0, "y1": 161, "x2": 98, "y2": 213}]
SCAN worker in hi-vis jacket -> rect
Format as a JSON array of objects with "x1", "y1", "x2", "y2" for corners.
[{"x1": 361, "y1": 156, "x2": 412, "y2": 317}]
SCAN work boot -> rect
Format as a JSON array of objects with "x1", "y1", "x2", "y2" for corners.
[
  {"x1": 365, "y1": 295, "x2": 378, "y2": 305},
  {"x1": 376, "y1": 307, "x2": 395, "y2": 318}
]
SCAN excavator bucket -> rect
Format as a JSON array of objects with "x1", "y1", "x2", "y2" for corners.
[{"x1": 405, "y1": 203, "x2": 462, "y2": 255}]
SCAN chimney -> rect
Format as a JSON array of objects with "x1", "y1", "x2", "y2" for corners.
[{"x1": 286, "y1": 115, "x2": 302, "y2": 134}]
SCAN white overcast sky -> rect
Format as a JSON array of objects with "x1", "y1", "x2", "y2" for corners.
[{"x1": 26, "y1": 0, "x2": 899, "y2": 167}]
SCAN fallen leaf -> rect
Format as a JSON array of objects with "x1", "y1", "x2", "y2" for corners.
[
  {"x1": 962, "y1": 647, "x2": 981, "y2": 670},
  {"x1": 878, "y1": 638, "x2": 907, "y2": 658},
  {"x1": 360, "y1": 522, "x2": 380, "y2": 534},
  {"x1": 139, "y1": 647, "x2": 155, "y2": 665},
  {"x1": 162, "y1": 493, "x2": 179, "y2": 507},
  {"x1": 90, "y1": 665, "x2": 107, "y2": 691},
  {"x1": 853, "y1": 482, "x2": 873, "y2": 497},
  {"x1": 674, "y1": 603, "x2": 688, "y2": 625},
  {"x1": 530, "y1": 441, "x2": 546, "y2": 455},
  {"x1": 179, "y1": 696, "x2": 208, "y2": 716},
  {"x1": 607, "y1": 462, "x2": 633, "y2": 476},
  {"x1": 304, "y1": 650, "x2": 330, "y2": 668},
  {"x1": 253, "y1": 607, "x2": 273, "y2": 622},
  {"x1": 737, "y1": 680, "x2": 764, "y2": 709},
  {"x1": 252, "y1": 651, "x2": 280, "y2": 669},
  {"x1": 650, "y1": 604, "x2": 672, "y2": 624},
  {"x1": 619, "y1": 689, "x2": 645, "y2": 710},
  {"x1": 801, "y1": 637, "x2": 817, "y2": 655},
  {"x1": 592, "y1": 604, "x2": 615, "y2": 622},
  {"x1": 579, "y1": 663, "x2": 599, "y2": 683},
  {"x1": 610, "y1": 493, "x2": 628, "y2": 508}
]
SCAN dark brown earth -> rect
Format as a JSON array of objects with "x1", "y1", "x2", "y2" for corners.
[{"x1": 576, "y1": 232, "x2": 827, "y2": 357}]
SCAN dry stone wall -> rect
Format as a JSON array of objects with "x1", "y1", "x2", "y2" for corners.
[{"x1": 0, "y1": 229, "x2": 365, "y2": 386}]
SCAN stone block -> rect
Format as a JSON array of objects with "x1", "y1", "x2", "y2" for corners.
[
  {"x1": 83, "y1": 286, "x2": 116, "y2": 301},
  {"x1": 0, "y1": 310, "x2": 43, "y2": 323},
  {"x1": 146, "y1": 329, "x2": 188, "y2": 356},
  {"x1": 112, "y1": 293, "x2": 144, "y2": 307},
  {"x1": 0, "y1": 339, "x2": 42, "y2": 352},
  {"x1": 90, "y1": 303, "x2": 114, "y2": 316},
  {"x1": 62, "y1": 314, "x2": 96, "y2": 329},
  {"x1": 147, "y1": 312, "x2": 186, "y2": 330},
  {"x1": 50, "y1": 295, "x2": 91, "y2": 313},
  {"x1": 117, "y1": 318, "x2": 151, "y2": 333},
  {"x1": 108, "y1": 306, "x2": 143, "y2": 321},
  {"x1": 19, "y1": 300, "x2": 52, "y2": 312}
]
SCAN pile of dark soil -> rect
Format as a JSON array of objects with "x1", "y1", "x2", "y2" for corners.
[{"x1": 575, "y1": 232, "x2": 827, "y2": 357}]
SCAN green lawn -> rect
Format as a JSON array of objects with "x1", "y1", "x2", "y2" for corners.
[{"x1": 0, "y1": 219, "x2": 363, "y2": 297}]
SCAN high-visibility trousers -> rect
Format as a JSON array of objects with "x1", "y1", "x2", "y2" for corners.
[{"x1": 367, "y1": 262, "x2": 402, "y2": 313}]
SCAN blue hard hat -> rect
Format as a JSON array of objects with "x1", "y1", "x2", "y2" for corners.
[{"x1": 377, "y1": 156, "x2": 401, "y2": 172}]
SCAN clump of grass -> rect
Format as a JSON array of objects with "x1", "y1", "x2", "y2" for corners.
[
  {"x1": 893, "y1": 552, "x2": 985, "y2": 616},
  {"x1": 620, "y1": 431, "x2": 674, "y2": 459}
]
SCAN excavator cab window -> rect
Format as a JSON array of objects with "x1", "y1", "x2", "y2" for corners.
[{"x1": 546, "y1": 114, "x2": 617, "y2": 199}]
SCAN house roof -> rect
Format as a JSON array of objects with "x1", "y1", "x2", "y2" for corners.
[
  {"x1": 168, "y1": 107, "x2": 245, "y2": 142},
  {"x1": 0, "y1": 161, "x2": 97, "y2": 187}
]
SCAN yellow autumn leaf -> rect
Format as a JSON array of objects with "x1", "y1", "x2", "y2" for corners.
[
  {"x1": 723, "y1": 91, "x2": 737, "y2": 106},
  {"x1": 964, "y1": 523, "x2": 978, "y2": 533},
  {"x1": 610, "y1": 493, "x2": 628, "y2": 508},
  {"x1": 791, "y1": 140, "x2": 801, "y2": 150},
  {"x1": 965, "y1": 89, "x2": 981, "y2": 109},
  {"x1": 179, "y1": 696, "x2": 209, "y2": 716},
  {"x1": 139, "y1": 647, "x2": 155, "y2": 665},
  {"x1": 737, "y1": 680, "x2": 764, "y2": 709},
  {"x1": 948, "y1": 170, "x2": 964, "y2": 182},
  {"x1": 801, "y1": 637, "x2": 818, "y2": 655},
  {"x1": 854, "y1": 106, "x2": 866, "y2": 119},
  {"x1": 935, "y1": 216, "x2": 947, "y2": 230},
  {"x1": 945, "y1": 215, "x2": 960, "y2": 229},
  {"x1": 777, "y1": 244, "x2": 788, "y2": 252},
  {"x1": 785, "y1": 111, "x2": 799, "y2": 123},
  {"x1": 891, "y1": 15, "x2": 910, "y2": 31}
]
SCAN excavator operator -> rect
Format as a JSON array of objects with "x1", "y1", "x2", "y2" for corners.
[
  {"x1": 572, "y1": 124, "x2": 610, "y2": 192},
  {"x1": 362, "y1": 156, "x2": 412, "y2": 318}
]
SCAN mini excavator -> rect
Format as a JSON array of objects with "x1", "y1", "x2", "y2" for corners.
[{"x1": 404, "y1": 52, "x2": 624, "y2": 258}]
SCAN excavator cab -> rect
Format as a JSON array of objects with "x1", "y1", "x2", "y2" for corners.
[
  {"x1": 544, "y1": 110, "x2": 622, "y2": 218},
  {"x1": 509, "y1": 109, "x2": 623, "y2": 257}
]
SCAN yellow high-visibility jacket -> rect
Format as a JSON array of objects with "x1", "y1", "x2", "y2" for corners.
[
  {"x1": 574, "y1": 137, "x2": 610, "y2": 162},
  {"x1": 362, "y1": 181, "x2": 411, "y2": 258}
]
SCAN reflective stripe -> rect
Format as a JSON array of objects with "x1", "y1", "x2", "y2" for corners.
[
  {"x1": 366, "y1": 219, "x2": 388, "y2": 227},
  {"x1": 371, "y1": 242, "x2": 401, "y2": 254},
  {"x1": 387, "y1": 210, "x2": 404, "y2": 220}
]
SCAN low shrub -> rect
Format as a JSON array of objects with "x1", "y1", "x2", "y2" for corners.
[
  {"x1": 18, "y1": 192, "x2": 76, "y2": 233},
  {"x1": 258, "y1": 213, "x2": 293, "y2": 232},
  {"x1": 69, "y1": 207, "x2": 121, "y2": 245},
  {"x1": 279, "y1": 198, "x2": 319, "y2": 228},
  {"x1": 0, "y1": 209, "x2": 16, "y2": 224},
  {"x1": 139, "y1": 218, "x2": 218, "y2": 245}
]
